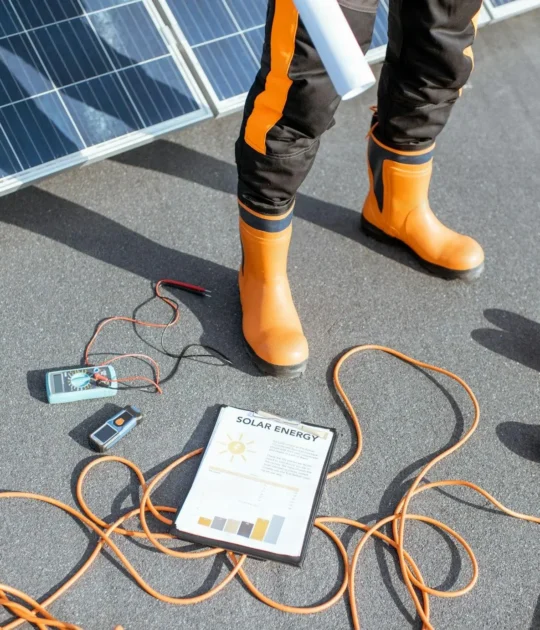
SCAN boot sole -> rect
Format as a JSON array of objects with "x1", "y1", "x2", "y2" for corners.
[
  {"x1": 360, "y1": 216, "x2": 484, "y2": 282},
  {"x1": 243, "y1": 335, "x2": 307, "y2": 379}
]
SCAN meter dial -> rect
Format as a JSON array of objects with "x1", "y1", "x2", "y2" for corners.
[{"x1": 68, "y1": 370, "x2": 92, "y2": 390}]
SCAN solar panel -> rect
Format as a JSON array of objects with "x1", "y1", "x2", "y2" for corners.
[
  {"x1": 484, "y1": 0, "x2": 540, "y2": 20},
  {"x1": 156, "y1": 0, "x2": 266, "y2": 113},
  {"x1": 0, "y1": 0, "x2": 211, "y2": 196}
]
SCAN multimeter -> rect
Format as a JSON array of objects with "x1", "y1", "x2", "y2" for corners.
[
  {"x1": 89, "y1": 406, "x2": 143, "y2": 452},
  {"x1": 46, "y1": 366, "x2": 118, "y2": 404}
]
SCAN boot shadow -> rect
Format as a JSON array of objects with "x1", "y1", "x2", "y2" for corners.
[
  {"x1": 471, "y1": 309, "x2": 540, "y2": 372},
  {"x1": 112, "y1": 140, "x2": 432, "y2": 276}
]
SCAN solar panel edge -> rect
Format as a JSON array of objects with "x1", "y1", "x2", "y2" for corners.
[
  {"x1": 142, "y1": 0, "x2": 213, "y2": 117},
  {"x1": 0, "y1": 105, "x2": 210, "y2": 197},
  {"x1": 155, "y1": 0, "x2": 504, "y2": 115},
  {"x1": 151, "y1": 0, "x2": 224, "y2": 114},
  {"x1": 156, "y1": 0, "x2": 390, "y2": 113},
  {"x1": 483, "y1": 0, "x2": 540, "y2": 20}
]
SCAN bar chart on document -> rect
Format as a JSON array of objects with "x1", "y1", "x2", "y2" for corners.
[
  {"x1": 196, "y1": 461, "x2": 300, "y2": 547},
  {"x1": 173, "y1": 406, "x2": 335, "y2": 559}
]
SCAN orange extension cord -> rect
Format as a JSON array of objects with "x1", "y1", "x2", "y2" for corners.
[{"x1": 1, "y1": 345, "x2": 539, "y2": 629}]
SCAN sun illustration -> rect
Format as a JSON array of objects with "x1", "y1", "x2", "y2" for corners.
[{"x1": 219, "y1": 434, "x2": 256, "y2": 462}]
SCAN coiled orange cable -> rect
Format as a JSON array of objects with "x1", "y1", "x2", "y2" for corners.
[{"x1": 1, "y1": 345, "x2": 539, "y2": 629}]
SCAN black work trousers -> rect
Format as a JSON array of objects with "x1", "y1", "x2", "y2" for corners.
[{"x1": 236, "y1": 0, "x2": 482, "y2": 217}]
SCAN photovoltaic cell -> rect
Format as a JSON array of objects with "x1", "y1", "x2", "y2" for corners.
[
  {"x1": 194, "y1": 34, "x2": 261, "y2": 102},
  {"x1": 159, "y1": 0, "x2": 266, "y2": 111},
  {"x1": 0, "y1": 0, "x2": 209, "y2": 193}
]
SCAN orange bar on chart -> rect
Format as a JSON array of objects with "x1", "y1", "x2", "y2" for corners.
[
  {"x1": 198, "y1": 517, "x2": 212, "y2": 526},
  {"x1": 250, "y1": 518, "x2": 270, "y2": 541}
]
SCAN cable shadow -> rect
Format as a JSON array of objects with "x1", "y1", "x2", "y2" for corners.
[
  {"x1": 372, "y1": 367, "x2": 466, "y2": 627},
  {"x1": 78, "y1": 405, "x2": 220, "y2": 555},
  {"x1": 112, "y1": 140, "x2": 428, "y2": 275},
  {"x1": 0, "y1": 186, "x2": 258, "y2": 378},
  {"x1": 471, "y1": 309, "x2": 540, "y2": 372},
  {"x1": 64, "y1": 405, "x2": 233, "y2": 595},
  {"x1": 432, "y1": 485, "x2": 502, "y2": 517}
]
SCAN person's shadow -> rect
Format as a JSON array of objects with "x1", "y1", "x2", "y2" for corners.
[
  {"x1": 111, "y1": 140, "x2": 427, "y2": 275},
  {"x1": 472, "y1": 309, "x2": 540, "y2": 464},
  {"x1": 471, "y1": 309, "x2": 540, "y2": 372}
]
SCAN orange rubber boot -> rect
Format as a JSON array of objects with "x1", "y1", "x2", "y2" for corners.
[
  {"x1": 238, "y1": 206, "x2": 308, "y2": 378},
  {"x1": 361, "y1": 130, "x2": 484, "y2": 280}
]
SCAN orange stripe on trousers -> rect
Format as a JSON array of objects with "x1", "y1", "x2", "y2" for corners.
[{"x1": 244, "y1": 0, "x2": 299, "y2": 155}]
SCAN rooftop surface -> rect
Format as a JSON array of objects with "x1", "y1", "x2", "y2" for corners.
[{"x1": 1, "y1": 10, "x2": 539, "y2": 630}]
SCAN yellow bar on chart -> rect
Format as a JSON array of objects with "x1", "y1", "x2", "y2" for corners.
[
  {"x1": 250, "y1": 518, "x2": 270, "y2": 541},
  {"x1": 198, "y1": 517, "x2": 212, "y2": 527}
]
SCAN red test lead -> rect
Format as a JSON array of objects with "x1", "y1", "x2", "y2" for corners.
[{"x1": 83, "y1": 279, "x2": 213, "y2": 395}]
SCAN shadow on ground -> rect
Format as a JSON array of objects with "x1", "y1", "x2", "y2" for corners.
[
  {"x1": 472, "y1": 309, "x2": 540, "y2": 463},
  {"x1": 112, "y1": 139, "x2": 430, "y2": 276},
  {"x1": 0, "y1": 186, "x2": 260, "y2": 377},
  {"x1": 472, "y1": 309, "x2": 540, "y2": 372}
]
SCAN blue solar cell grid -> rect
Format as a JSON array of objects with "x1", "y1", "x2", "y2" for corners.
[
  {"x1": 371, "y1": 0, "x2": 389, "y2": 50},
  {"x1": 164, "y1": 0, "x2": 389, "y2": 107},
  {"x1": 164, "y1": 0, "x2": 267, "y2": 103},
  {"x1": 0, "y1": 0, "x2": 205, "y2": 182}
]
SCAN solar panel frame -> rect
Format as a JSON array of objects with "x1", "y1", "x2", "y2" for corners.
[
  {"x1": 483, "y1": 0, "x2": 540, "y2": 20},
  {"x1": 154, "y1": 0, "x2": 265, "y2": 114},
  {"x1": 365, "y1": 0, "x2": 390, "y2": 64},
  {"x1": 0, "y1": 0, "x2": 212, "y2": 197}
]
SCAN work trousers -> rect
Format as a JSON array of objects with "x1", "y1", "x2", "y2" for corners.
[{"x1": 236, "y1": 0, "x2": 483, "y2": 219}]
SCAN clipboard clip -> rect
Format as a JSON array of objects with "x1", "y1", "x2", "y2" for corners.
[{"x1": 254, "y1": 410, "x2": 329, "y2": 439}]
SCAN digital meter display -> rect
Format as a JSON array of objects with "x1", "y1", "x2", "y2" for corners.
[
  {"x1": 89, "y1": 406, "x2": 143, "y2": 452},
  {"x1": 93, "y1": 424, "x2": 118, "y2": 443}
]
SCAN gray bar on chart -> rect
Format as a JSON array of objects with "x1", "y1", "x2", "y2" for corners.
[
  {"x1": 211, "y1": 517, "x2": 226, "y2": 531},
  {"x1": 263, "y1": 516, "x2": 286, "y2": 544},
  {"x1": 237, "y1": 521, "x2": 254, "y2": 537}
]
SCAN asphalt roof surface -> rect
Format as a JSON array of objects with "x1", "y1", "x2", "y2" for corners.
[{"x1": 1, "y1": 10, "x2": 539, "y2": 630}]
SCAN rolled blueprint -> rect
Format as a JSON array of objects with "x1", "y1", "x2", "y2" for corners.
[{"x1": 293, "y1": 0, "x2": 376, "y2": 99}]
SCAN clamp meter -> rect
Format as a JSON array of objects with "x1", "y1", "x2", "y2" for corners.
[
  {"x1": 89, "y1": 406, "x2": 143, "y2": 452},
  {"x1": 46, "y1": 366, "x2": 117, "y2": 404}
]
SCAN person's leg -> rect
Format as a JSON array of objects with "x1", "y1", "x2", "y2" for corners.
[
  {"x1": 362, "y1": 0, "x2": 485, "y2": 280},
  {"x1": 236, "y1": 0, "x2": 378, "y2": 377}
]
